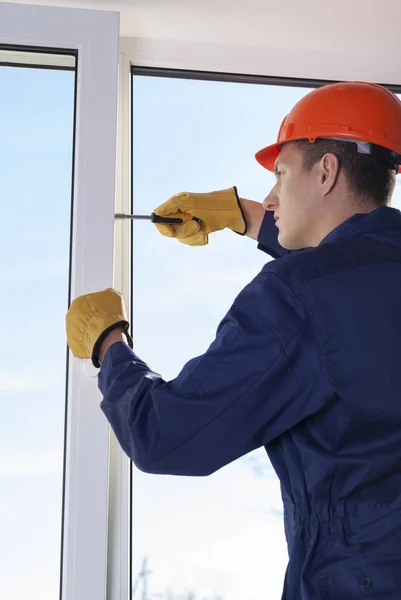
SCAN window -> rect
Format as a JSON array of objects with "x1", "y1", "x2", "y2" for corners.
[
  {"x1": 0, "y1": 5, "x2": 120, "y2": 599},
  {"x1": 0, "y1": 53, "x2": 75, "y2": 600},
  {"x1": 131, "y1": 73, "x2": 401, "y2": 598},
  {"x1": 394, "y1": 95, "x2": 401, "y2": 210},
  {"x1": 131, "y1": 73, "x2": 313, "y2": 599},
  {"x1": 3, "y1": 4, "x2": 401, "y2": 599}
]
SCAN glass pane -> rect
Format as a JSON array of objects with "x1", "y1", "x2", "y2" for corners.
[
  {"x1": 392, "y1": 95, "x2": 401, "y2": 209},
  {"x1": 0, "y1": 60, "x2": 75, "y2": 599},
  {"x1": 131, "y1": 76, "x2": 310, "y2": 599},
  {"x1": 132, "y1": 77, "x2": 401, "y2": 599}
]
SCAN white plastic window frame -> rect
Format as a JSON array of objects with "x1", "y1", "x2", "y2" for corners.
[
  {"x1": 0, "y1": 4, "x2": 129, "y2": 600},
  {"x1": 118, "y1": 30, "x2": 401, "y2": 600},
  {"x1": 119, "y1": 28, "x2": 401, "y2": 596},
  {"x1": 9, "y1": 8, "x2": 401, "y2": 600}
]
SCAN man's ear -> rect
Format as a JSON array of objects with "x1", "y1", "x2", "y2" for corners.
[{"x1": 318, "y1": 153, "x2": 340, "y2": 196}]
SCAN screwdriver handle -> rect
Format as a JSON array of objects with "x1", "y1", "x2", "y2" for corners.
[
  {"x1": 151, "y1": 212, "x2": 201, "y2": 225},
  {"x1": 114, "y1": 212, "x2": 201, "y2": 224}
]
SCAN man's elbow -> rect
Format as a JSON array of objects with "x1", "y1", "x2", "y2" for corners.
[{"x1": 132, "y1": 452, "x2": 220, "y2": 477}]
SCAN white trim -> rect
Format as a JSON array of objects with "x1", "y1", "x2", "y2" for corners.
[
  {"x1": 0, "y1": 48, "x2": 75, "y2": 68},
  {"x1": 0, "y1": 4, "x2": 120, "y2": 600},
  {"x1": 114, "y1": 51, "x2": 133, "y2": 305},
  {"x1": 120, "y1": 36, "x2": 401, "y2": 85},
  {"x1": 66, "y1": 10, "x2": 120, "y2": 599},
  {"x1": 107, "y1": 51, "x2": 132, "y2": 600}
]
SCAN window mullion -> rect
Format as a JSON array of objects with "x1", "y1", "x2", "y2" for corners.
[{"x1": 107, "y1": 50, "x2": 133, "y2": 600}]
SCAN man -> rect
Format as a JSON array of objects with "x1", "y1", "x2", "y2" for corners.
[{"x1": 66, "y1": 81, "x2": 401, "y2": 599}]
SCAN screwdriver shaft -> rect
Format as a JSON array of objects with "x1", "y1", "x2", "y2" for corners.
[{"x1": 115, "y1": 214, "x2": 151, "y2": 220}]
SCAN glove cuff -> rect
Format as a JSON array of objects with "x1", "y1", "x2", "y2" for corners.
[
  {"x1": 92, "y1": 321, "x2": 133, "y2": 368},
  {"x1": 231, "y1": 186, "x2": 247, "y2": 236}
]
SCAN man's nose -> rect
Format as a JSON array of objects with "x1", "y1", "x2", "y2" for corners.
[{"x1": 263, "y1": 189, "x2": 278, "y2": 211}]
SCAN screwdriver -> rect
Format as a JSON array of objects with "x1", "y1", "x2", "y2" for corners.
[{"x1": 115, "y1": 212, "x2": 201, "y2": 224}]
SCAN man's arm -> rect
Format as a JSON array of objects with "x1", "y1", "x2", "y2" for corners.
[
  {"x1": 98, "y1": 326, "x2": 127, "y2": 364},
  {"x1": 239, "y1": 197, "x2": 266, "y2": 240},
  {"x1": 97, "y1": 270, "x2": 333, "y2": 476},
  {"x1": 240, "y1": 197, "x2": 288, "y2": 259}
]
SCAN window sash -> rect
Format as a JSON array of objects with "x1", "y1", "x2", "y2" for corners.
[{"x1": 0, "y1": 4, "x2": 124, "y2": 600}]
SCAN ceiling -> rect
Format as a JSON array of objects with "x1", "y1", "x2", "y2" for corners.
[{"x1": 3, "y1": 0, "x2": 401, "y2": 55}]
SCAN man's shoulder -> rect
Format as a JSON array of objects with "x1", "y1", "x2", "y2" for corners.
[{"x1": 262, "y1": 235, "x2": 400, "y2": 292}]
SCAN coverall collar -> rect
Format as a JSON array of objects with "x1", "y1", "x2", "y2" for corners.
[{"x1": 319, "y1": 206, "x2": 401, "y2": 246}]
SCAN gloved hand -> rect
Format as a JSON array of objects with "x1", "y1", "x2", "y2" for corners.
[
  {"x1": 153, "y1": 187, "x2": 247, "y2": 246},
  {"x1": 66, "y1": 288, "x2": 133, "y2": 368}
]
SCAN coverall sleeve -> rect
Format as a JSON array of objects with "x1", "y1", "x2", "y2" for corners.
[
  {"x1": 257, "y1": 211, "x2": 287, "y2": 258},
  {"x1": 98, "y1": 270, "x2": 333, "y2": 476}
]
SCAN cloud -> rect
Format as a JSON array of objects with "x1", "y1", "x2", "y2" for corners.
[
  {"x1": 1, "y1": 573, "x2": 59, "y2": 600},
  {"x1": 0, "y1": 361, "x2": 65, "y2": 392},
  {"x1": 240, "y1": 454, "x2": 278, "y2": 479},
  {"x1": 0, "y1": 256, "x2": 68, "y2": 285},
  {"x1": 267, "y1": 505, "x2": 284, "y2": 518},
  {"x1": 0, "y1": 448, "x2": 62, "y2": 477}
]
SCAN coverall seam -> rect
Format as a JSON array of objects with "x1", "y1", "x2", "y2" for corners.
[{"x1": 261, "y1": 271, "x2": 333, "y2": 394}]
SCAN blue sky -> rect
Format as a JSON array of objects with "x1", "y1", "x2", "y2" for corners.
[
  {"x1": 0, "y1": 65, "x2": 74, "y2": 600},
  {"x1": 2, "y1": 63, "x2": 401, "y2": 600}
]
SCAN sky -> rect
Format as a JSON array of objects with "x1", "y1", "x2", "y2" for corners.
[
  {"x1": 0, "y1": 65, "x2": 74, "y2": 600},
  {"x1": 2, "y1": 62, "x2": 401, "y2": 600}
]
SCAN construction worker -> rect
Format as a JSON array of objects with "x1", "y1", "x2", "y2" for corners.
[{"x1": 66, "y1": 81, "x2": 401, "y2": 599}]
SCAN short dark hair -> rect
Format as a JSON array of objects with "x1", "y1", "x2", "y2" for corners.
[{"x1": 294, "y1": 138, "x2": 396, "y2": 207}]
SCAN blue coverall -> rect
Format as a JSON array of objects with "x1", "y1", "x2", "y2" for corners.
[{"x1": 99, "y1": 206, "x2": 401, "y2": 599}]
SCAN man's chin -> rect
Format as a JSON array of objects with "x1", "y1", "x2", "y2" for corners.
[
  {"x1": 278, "y1": 232, "x2": 304, "y2": 251},
  {"x1": 278, "y1": 232, "x2": 292, "y2": 250}
]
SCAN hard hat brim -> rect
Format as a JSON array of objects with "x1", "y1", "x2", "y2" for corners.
[{"x1": 255, "y1": 143, "x2": 281, "y2": 172}]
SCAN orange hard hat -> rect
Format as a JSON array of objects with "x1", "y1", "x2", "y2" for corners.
[{"x1": 255, "y1": 81, "x2": 401, "y2": 174}]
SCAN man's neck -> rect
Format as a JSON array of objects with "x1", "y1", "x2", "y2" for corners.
[{"x1": 312, "y1": 198, "x2": 377, "y2": 247}]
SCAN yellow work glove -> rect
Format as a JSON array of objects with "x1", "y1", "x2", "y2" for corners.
[
  {"x1": 66, "y1": 288, "x2": 133, "y2": 368},
  {"x1": 153, "y1": 187, "x2": 247, "y2": 246}
]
